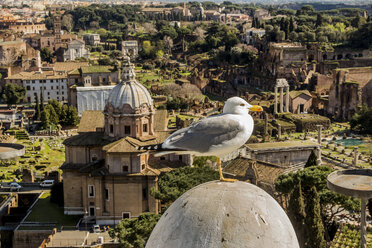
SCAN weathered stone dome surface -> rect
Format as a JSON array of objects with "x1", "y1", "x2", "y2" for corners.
[
  {"x1": 146, "y1": 181, "x2": 299, "y2": 248},
  {"x1": 107, "y1": 80, "x2": 153, "y2": 110}
]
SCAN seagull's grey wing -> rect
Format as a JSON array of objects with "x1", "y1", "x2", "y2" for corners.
[{"x1": 162, "y1": 114, "x2": 242, "y2": 153}]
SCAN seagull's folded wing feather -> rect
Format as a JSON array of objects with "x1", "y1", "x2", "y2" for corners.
[{"x1": 162, "y1": 114, "x2": 243, "y2": 153}]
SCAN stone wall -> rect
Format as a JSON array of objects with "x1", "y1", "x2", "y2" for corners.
[
  {"x1": 327, "y1": 67, "x2": 372, "y2": 120},
  {"x1": 13, "y1": 230, "x2": 53, "y2": 248}
]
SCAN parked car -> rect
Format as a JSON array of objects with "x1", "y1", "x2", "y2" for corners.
[
  {"x1": 9, "y1": 182, "x2": 22, "y2": 191},
  {"x1": 40, "y1": 180, "x2": 55, "y2": 188},
  {"x1": 92, "y1": 224, "x2": 100, "y2": 233}
]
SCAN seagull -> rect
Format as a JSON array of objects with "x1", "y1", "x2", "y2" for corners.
[{"x1": 138, "y1": 97, "x2": 262, "y2": 182}]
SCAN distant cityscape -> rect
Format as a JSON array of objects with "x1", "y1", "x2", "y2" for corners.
[{"x1": 0, "y1": 0, "x2": 371, "y2": 247}]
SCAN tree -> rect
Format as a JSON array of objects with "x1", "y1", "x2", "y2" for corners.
[
  {"x1": 305, "y1": 186, "x2": 326, "y2": 248},
  {"x1": 34, "y1": 93, "x2": 40, "y2": 120},
  {"x1": 193, "y1": 156, "x2": 217, "y2": 167},
  {"x1": 109, "y1": 213, "x2": 161, "y2": 248},
  {"x1": 1, "y1": 83, "x2": 25, "y2": 105},
  {"x1": 305, "y1": 150, "x2": 318, "y2": 168},
  {"x1": 65, "y1": 106, "x2": 79, "y2": 126},
  {"x1": 288, "y1": 182, "x2": 306, "y2": 247},
  {"x1": 289, "y1": 17, "x2": 295, "y2": 32},
  {"x1": 350, "y1": 105, "x2": 372, "y2": 134},
  {"x1": 45, "y1": 105, "x2": 59, "y2": 126},
  {"x1": 193, "y1": 27, "x2": 206, "y2": 40},
  {"x1": 62, "y1": 14, "x2": 74, "y2": 32},
  {"x1": 48, "y1": 99, "x2": 62, "y2": 116},
  {"x1": 40, "y1": 91, "x2": 45, "y2": 112},
  {"x1": 40, "y1": 47, "x2": 53, "y2": 63},
  {"x1": 275, "y1": 166, "x2": 359, "y2": 241},
  {"x1": 177, "y1": 26, "x2": 192, "y2": 52},
  {"x1": 150, "y1": 166, "x2": 219, "y2": 206},
  {"x1": 40, "y1": 109, "x2": 50, "y2": 130},
  {"x1": 60, "y1": 104, "x2": 68, "y2": 126}
]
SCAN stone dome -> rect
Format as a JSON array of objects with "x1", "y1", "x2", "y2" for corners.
[
  {"x1": 107, "y1": 80, "x2": 153, "y2": 110},
  {"x1": 146, "y1": 181, "x2": 299, "y2": 248},
  {"x1": 106, "y1": 55, "x2": 153, "y2": 111}
]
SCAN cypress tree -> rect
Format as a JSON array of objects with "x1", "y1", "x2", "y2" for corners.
[
  {"x1": 288, "y1": 182, "x2": 306, "y2": 247},
  {"x1": 34, "y1": 92, "x2": 40, "y2": 120},
  {"x1": 305, "y1": 150, "x2": 318, "y2": 168},
  {"x1": 40, "y1": 91, "x2": 44, "y2": 112},
  {"x1": 289, "y1": 17, "x2": 295, "y2": 32},
  {"x1": 40, "y1": 109, "x2": 50, "y2": 130},
  {"x1": 305, "y1": 186, "x2": 326, "y2": 248}
]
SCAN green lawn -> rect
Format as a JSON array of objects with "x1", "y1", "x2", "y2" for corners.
[{"x1": 26, "y1": 193, "x2": 79, "y2": 228}]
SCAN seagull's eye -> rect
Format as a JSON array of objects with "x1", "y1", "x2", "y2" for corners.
[{"x1": 240, "y1": 104, "x2": 245, "y2": 107}]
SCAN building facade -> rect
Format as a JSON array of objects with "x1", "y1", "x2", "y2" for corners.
[
  {"x1": 61, "y1": 56, "x2": 190, "y2": 225},
  {"x1": 6, "y1": 71, "x2": 68, "y2": 102},
  {"x1": 63, "y1": 40, "x2": 89, "y2": 61}
]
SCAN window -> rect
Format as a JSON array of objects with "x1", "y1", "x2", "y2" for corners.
[
  {"x1": 62, "y1": 86, "x2": 64, "y2": 89},
  {"x1": 122, "y1": 165, "x2": 129, "y2": 173},
  {"x1": 160, "y1": 157, "x2": 165, "y2": 161},
  {"x1": 109, "y1": 124, "x2": 113, "y2": 134},
  {"x1": 32, "y1": 87, "x2": 35, "y2": 90},
  {"x1": 122, "y1": 212, "x2": 130, "y2": 219},
  {"x1": 143, "y1": 124, "x2": 148, "y2": 132},
  {"x1": 47, "y1": 92, "x2": 50, "y2": 95},
  {"x1": 124, "y1": 125, "x2": 131, "y2": 135},
  {"x1": 56, "y1": 86, "x2": 59, "y2": 89},
  {"x1": 142, "y1": 188, "x2": 147, "y2": 200},
  {"x1": 62, "y1": 97, "x2": 64, "y2": 101},
  {"x1": 26, "y1": 86, "x2": 30, "y2": 90},
  {"x1": 88, "y1": 185, "x2": 95, "y2": 198},
  {"x1": 105, "y1": 188, "x2": 109, "y2": 201},
  {"x1": 51, "y1": 86, "x2": 53, "y2": 90},
  {"x1": 179, "y1": 155, "x2": 183, "y2": 161}
]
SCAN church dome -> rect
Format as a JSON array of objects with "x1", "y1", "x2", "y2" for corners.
[
  {"x1": 106, "y1": 55, "x2": 153, "y2": 112},
  {"x1": 107, "y1": 80, "x2": 153, "y2": 110},
  {"x1": 146, "y1": 181, "x2": 299, "y2": 248}
]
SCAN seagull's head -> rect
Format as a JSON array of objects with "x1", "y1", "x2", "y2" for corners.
[{"x1": 223, "y1": 97, "x2": 263, "y2": 115}]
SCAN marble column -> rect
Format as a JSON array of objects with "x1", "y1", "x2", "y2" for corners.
[
  {"x1": 274, "y1": 86, "x2": 278, "y2": 115},
  {"x1": 353, "y1": 147, "x2": 358, "y2": 167},
  {"x1": 316, "y1": 146, "x2": 322, "y2": 165},
  {"x1": 280, "y1": 87, "x2": 284, "y2": 113},
  {"x1": 317, "y1": 125, "x2": 323, "y2": 145},
  {"x1": 264, "y1": 113, "x2": 268, "y2": 139},
  {"x1": 285, "y1": 86, "x2": 290, "y2": 112},
  {"x1": 277, "y1": 124, "x2": 281, "y2": 140},
  {"x1": 361, "y1": 198, "x2": 367, "y2": 248}
]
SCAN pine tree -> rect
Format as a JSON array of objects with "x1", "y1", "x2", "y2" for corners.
[
  {"x1": 34, "y1": 93, "x2": 40, "y2": 120},
  {"x1": 305, "y1": 150, "x2": 318, "y2": 168},
  {"x1": 288, "y1": 182, "x2": 306, "y2": 247},
  {"x1": 305, "y1": 186, "x2": 326, "y2": 248}
]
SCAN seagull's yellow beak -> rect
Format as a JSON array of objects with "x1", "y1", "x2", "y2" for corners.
[{"x1": 249, "y1": 105, "x2": 263, "y2": 112}]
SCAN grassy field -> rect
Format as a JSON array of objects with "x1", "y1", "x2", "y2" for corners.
[{"x1": 25, "y1": 193, "x2": 79, "y2": 229}]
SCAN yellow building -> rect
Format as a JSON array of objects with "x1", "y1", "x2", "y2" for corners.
[{"x1": 61, "y1": 56, "x2": 190, "y2": 225}]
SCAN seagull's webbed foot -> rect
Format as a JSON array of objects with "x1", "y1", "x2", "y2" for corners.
[{"x1": 217, "y1": 157, "x2": 237, "y2": 183}]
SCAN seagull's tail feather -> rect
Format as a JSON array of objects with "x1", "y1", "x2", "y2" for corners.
[{"x1": 135, "y1": 144, "x2": 187, "y2": 157}]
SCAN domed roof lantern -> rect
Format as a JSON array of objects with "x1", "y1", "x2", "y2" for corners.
[{"x1": 121, "y1": 53, "x2": 136, "y2": 81}]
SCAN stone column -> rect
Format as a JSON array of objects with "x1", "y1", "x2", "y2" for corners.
[
  {"x1": 316, "y1": 146, "x2": 322, "y2": 165},
  {"x1": 285, "y1": 86, "x2": 290, "y2": 112},
  {"x1": 263, "y1": 113, "x2": 268, "y2": 139},
  {"x1": 277, "y1": 124, "x2": 281, "y2": 140},
  {"x1": 353, "y1": 147, "x2": 358, "y2": 167},
  {"x1": 274, "y1": 86, "x2": 278, "y2": 115},
  {"x1": 280, "y1": 87, "x2": 284, "y2": 113},
  {"x1": 316, "y1": 125, "x2": 323, "y2": 145}
]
